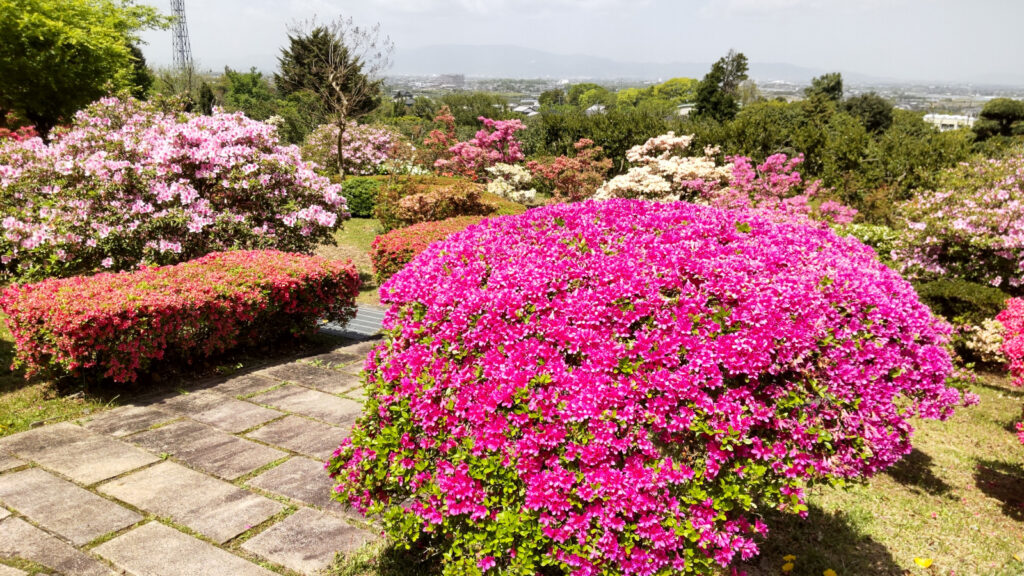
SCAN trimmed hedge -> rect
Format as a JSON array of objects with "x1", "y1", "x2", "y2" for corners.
[
  {"x1": 915, "y1": 278, "x2": 1008, "y2": 325},
  {"x1": 340, "y1": 177, "x2": 383, "y2": 218},
  {"x1": 374, "y1": 176, "x2": 527, "y2": 232},
  {"x1": 0, "y1": 250, "x2": 360, "y2": 383},
  {"x1": 370, "y1": 216, "x2": 485, "y2": 283}
]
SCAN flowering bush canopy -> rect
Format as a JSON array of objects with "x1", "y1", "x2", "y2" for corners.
[
  {"x1": 998, "y1": 298, "x2": 1024, "y2": 389},
  {"x1": 0, "y1": 96, "x2": 348, "y2": 282},
  {"x1": 434, "y1": 117, "x2": 526, "y2": 179},
  {"x1": 302, "y1": 122, "x2": 408, "y2": 176},
  {"x1": 594, "y1": 132, "x2": 855, "y2": 225},
  {"x1": 892, "y1": 153, "x2": 1024, "y2": 293},
  {"x1": 0, "y1": 250, "x2": 360, "y2": 383},
  {"x1": 527, "y1": 138, "x2": 613, "y2": 203},
  {"x1": 374, "y1": 177, "x2": 500, "y2": 232},
  {"x1": 485, "y1": 163, "x2": 536, "y2": 204},
  {"x1": 370, "y1": 216, "x2": 485, "y2": 283},
  {"x1": 328, "y1": 199, "x2": 968, "y2": 576}
]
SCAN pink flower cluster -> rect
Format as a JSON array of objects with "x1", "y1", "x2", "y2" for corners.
[
  {"x1": 302, "y1": 122, "x2": 404, "y2": 175},
  {"x1": 0, "y1": 250, "x2": 360, "y2": 383},
  {"x1": 434, "y1": 117, "x2": 526, "y2": 179},
  {"x1": 997, "y1": 298, "x2": 1024, "y2": 445},
  {"x1": 328, "y1": 200, "x2": 966, "y2": 575},
  {"x1": 0, "y1": 97, "x2": 348, "y2": 281},
  {"x1": 892, "y1": 153, "x2": 1024, "y2": 292}
]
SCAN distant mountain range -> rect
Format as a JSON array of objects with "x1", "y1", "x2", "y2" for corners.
[{"x1": 390, "y1": 44, "x2": 890, "y2": 84}]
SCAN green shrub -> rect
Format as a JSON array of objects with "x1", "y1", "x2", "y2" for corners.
[
  {"x1": 836, "y1": 223, "x2": 900, "y2": 265},
  {"x1": 340, "y1": 177, "x2": 382, "y2": 218},
  {"x1": 374, "y1": 176, "x2": 523, "y2": 232},
  {"x1": 914, "y1": 279, "x2": 1008, "y2": 325}
]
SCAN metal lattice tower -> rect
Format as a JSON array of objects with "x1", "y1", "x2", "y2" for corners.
[{"x1": 170, "y1": 0, "x2": 193, "y2": 73}]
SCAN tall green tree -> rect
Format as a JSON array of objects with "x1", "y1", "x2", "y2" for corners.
[
  {"x1": 695, "y1": 50, "x2": 748, "y2": 122},
  {"x1": 805, "y1": 72, "x2": 844, "y2": 102},
  {"x1": 973, "y1": 98, "x2": 1024, "y2": 141},
  {"x1": 285, "y1": 16, "x2": 393, "y2": 175},
  {"x1": 842, "y1": 92, "x2": 893, "y2": 133},
  {"x1": 0, "y1": 0, "x2": 169, "y2": 133}
]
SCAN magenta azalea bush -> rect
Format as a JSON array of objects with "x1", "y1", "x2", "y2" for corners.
[
  {"x1": 997, "y1": 298, "x2": 1024, "y2": 444},
  {"x1": 0, "y1": 96, "x2": 348, "y2": 281},
  {"x1": 328, "y1": 199, "x2": 968, "y2": 576},
  {"x1": 892, "y1": 152, "x2": 1024, "y2": 293}
]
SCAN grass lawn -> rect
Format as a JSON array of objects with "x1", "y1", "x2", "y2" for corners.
[{"x1": 317, "y1": 217, "x2": 383, "y2": 306}]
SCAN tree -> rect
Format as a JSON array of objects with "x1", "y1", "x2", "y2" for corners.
[
  {"x1": 805, "y1": 72, "x2": 843, "y2": 102},
  {"x1": 842, "y1": 92, "x2": 893, "y2": 133},
  {"x1": 286, "y1": 16, "x2": 393, "y2": 176},
  {"x1": 539, "y1": 89, "x2": 566, "y2": 107},
  {"x1": 0, "y1": 0, "x2": 169, "y2": 133},
  {"x1": 652, "y1": 78, "x2": 699, "y2": 102},
  {"x1": 222, "y1": 67, "x2": 278, "y2": 120},
  {"x1": 695, "y1": 50, "x2": 748, "y2": 122},
  {"x1": 567, "y1": 83, "x2": 604, "y2": 107},
  {"x1": 275, "y1": 26, "x2": 340, "y2": 98},
  {"x1": 974, "y1": 98, "x2": 1024, "y2": 141}
]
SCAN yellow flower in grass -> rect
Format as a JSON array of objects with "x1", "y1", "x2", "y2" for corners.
[
  {"x1": 1014, "y1": 551, "x2": 1024, "y2": 563},
  {"x1": 783, "y1": 555, "x2": 796, "y2": 562},
  {"x1": 914, "y1": 558, "x2": 933, "y2": 568},
  {"x1": 781, "y1": 562, "x2": 794, "y2": 573},
  {"x1": 823, "y1": 570, "x2": 838, "y2": 576}
]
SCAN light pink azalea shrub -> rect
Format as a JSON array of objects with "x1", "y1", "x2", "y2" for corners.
[
  {"x1": 328, "y1": 199, "x2": 968, "y2": 576},
  {"x1": 892, "y1": 152, "x2": 1024, "y2": 293},
  {"x1": 0, "y1": 250, "x2": 360, "y2": 383},
  {"x1": 0, "y1": 96, "x2": 348, "y2": 282},
  {"x1": 594, "y1": 132, "x2": 856, "y2": 225},
  {"x1": 302, "y1": 122, "x2": 408, "y2": 176}
]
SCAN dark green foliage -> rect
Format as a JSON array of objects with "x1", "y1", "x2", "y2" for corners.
[
  {"x1": 566, "y1": 83, "x2": 604, "y2": 106},
  {"x1": 842, "y1": 92, "x2": 894, "y2": 133},
  {"x1": 695, "y1": 50, "x2": 748, "y2": 122},
  {"x1": 805, "y1": 72, "x2": 844, "y2": 102},
  {"x1": 974, "y1": 98, "x2": 1024, "y2": 141},
  {"x1": 223, "y1": 67, "x2": 278, "y2": 120},
  {"x1": 915, "y1": 279, "x2": 1008, "y2": 325},
  {"x1": 126, "y1": 44, "x2": 154, "y2": 99},
  {"x1": 340, "y1": 177, "x2": 382, "y2": 218},
  {"x1": 197, "y1": 82, "x2": 216, "y2": 115},
  {"x1": 275, "y1": 26, "x2": 337, "y2": 96},
  {"x1": 539, "y1": 89, "x2": 565, "y2": 107}
]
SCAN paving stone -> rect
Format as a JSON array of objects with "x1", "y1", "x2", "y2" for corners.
[
  {"x1": 99, "y1": 461, "x2": 283, "y2": 544},
  {"x1": 0, "y1": 423, "x2": 159, "y2": 485},
  {"x1": 242, "y1": 508, "x2": 377, "y2": 575},
  {"x1": 128, "y1": 419, "x2": 286, "y2": 480},
  {"x1": 0, "y1": 451, "x2": 24, "y2": 473},
  {"x1": 0, "y1": 564, "x2": 26, "y2": 576},
  {"x1": 251, "y1": 385, "x2": 363, "y2": 427},
  {"x1": 0, "y1": 468, "x2": 141, "y2": 546},
  {"x1": 247, "y1": 457, "x2": 346, "y2": 513},
  {"x1": 261, "y1": 362, "x2": 355, "y2": 393},
  {"x1": 82, "y1": 405, "x2": 178, "y2": 437},
  {"x1": 210, "y1": 372, "x2": 280, "y2": 397},
  {"x1": 158, "y1": 390, "x2": 283, "y2": 433},
  {"x1": 246, "y1": 416, "x2": 346, "y2": 460},
  {"x1": 0, "y1": 517, "x2": 115, "y2": 576},
  {"x1": 96, "y1": 521, "x2": 277, "y2": 576}
]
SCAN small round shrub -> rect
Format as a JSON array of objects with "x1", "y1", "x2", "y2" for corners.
[
  {"x1": 341, "y1": 177, "x2": 383, "y2": 218},
  {"x1": 0, "y1": 96, "x2": 348, "y2": 282},
  {"x1": 914, "y1": 278, "x2": 1008, "y2": 325},
  {"x1": 370, "y1": 216, "x2": 485, "y2": 284},
  {"x1": 375, "y1": 177, "x2": 496, "y2": 232},
  {"x1": 328, "y1": 199, "x2": 968, "y2": 576}
]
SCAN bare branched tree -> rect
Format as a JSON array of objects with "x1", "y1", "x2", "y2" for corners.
[{"x1": 285, "y1": 16, "x2": 394, "y2": 177}]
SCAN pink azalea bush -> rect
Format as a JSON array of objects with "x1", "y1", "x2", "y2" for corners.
[
  {"x1": 594, "y1": 133, "x2": 855, "y2": 225},
  {"x1": 997, "y1": 298, "x2": 1024, "y2": 444},
  {"x1": 0, "y1": 96, "x2": 348, "y2": 282},
  {"x1": 434, "y1": 117, "x2": 526, "y2": 179},
  {"x1": 302, "y1": 122, "x2": 407, "y2": 176},
  {"x1": 0, "y1": 250, "x2": 360, "y2": 383},
  {"x1": 328, "y1": 199, "x2": 968, "y2": 576},
  {"x1": 892, "y1": 153, "x2": 1024, "y2": 293}
]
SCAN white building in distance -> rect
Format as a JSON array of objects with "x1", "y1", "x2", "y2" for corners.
[{"x1": 923, "y1": 113, "x2": 975, "y2": 132}]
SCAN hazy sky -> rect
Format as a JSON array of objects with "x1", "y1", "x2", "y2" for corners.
[{"x1": 139, "y1": 0, "x2": 1024, "y2": 83}]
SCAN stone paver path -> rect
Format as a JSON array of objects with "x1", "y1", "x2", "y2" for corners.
[{"x1": 0, "y1": 338, "x2": 382, "y2": 576}]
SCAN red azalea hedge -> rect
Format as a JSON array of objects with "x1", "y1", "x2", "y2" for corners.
[
  {"x1": 0, "y1": 250, "x2": 361, "y2": 383},
  {"x1": 370, "y1": 216, "x2": 485, "y2": 283}
]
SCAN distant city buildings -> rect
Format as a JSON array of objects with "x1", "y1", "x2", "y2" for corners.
[{"x1": 923, "y1": 113, "x2": 976, "y2": 131}]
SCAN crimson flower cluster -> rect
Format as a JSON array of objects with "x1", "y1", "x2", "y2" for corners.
[
  {"x1": 0, "y1": 250, "x2": 360, "y2": 383},
  {"x1": 328, "y1": 200, "x2": 967, "y2": 576},
  {"x1": 434, "y1": 117, "x2": 526, "y2": 179},
  {"x1": 370, "y1": 216, "x2": 485, "y2": 283}
]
